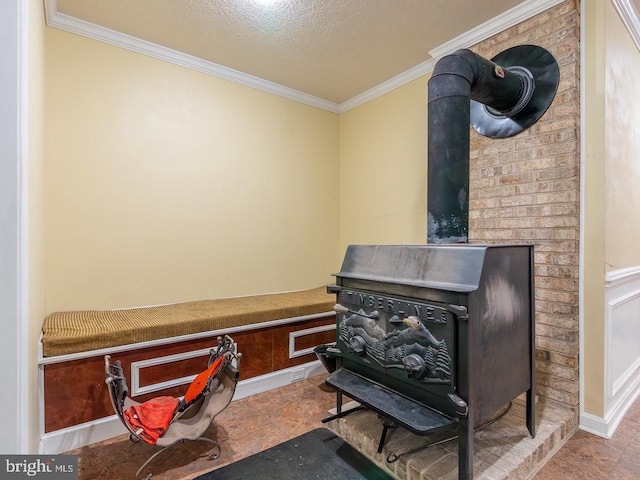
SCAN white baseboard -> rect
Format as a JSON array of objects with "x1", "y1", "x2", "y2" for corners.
[
  {"x1": 579, "y1": 411, "x2": 609, "y2": 438},
  {"x1": 232, "y1": 360, "x2": 326, "y2": 400},
  {"x1": 581, "y1": 366, "x2": 640, "y2": 439},
  {"x1": 39, "y1": 360, "x2": 326, "y2": 454},
  {"x1": 580, "y1": 381, "x2": 640, "y2": 438},
  {"x1": 581, "y1": 266, "x2": 640, "y2": 439}
]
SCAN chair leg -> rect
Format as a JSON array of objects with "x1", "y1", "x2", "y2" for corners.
[
  {"x1": 136, "y1": 448, "x2": 169, "y2": 480},
  {"x1": 196, "y1": 437, "x2": 221, "y2": 460},
  {"x1": 135, "y1": 437, "x2": 222, "y2": 480}
]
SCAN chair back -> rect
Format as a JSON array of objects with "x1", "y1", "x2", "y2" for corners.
[{"x1": 104, "y1": 355, "x2": 142, "y2": 438}]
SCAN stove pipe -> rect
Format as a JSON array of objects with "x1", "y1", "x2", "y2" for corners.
[{"x1": 427, "y1": 45, "x2": 559, "y2": 243}]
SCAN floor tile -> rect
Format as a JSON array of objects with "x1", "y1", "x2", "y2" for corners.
[{"x1": 67, "y1": 374, "x2": 640, "y2": 480}]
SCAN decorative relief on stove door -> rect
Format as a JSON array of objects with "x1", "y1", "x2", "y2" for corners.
[
  {"x1": 338, "y1": 311, "x2": 386, "y2": 357},
  {"x1": 336, "y1": 292, "x2": 453, "y2": 384},
  {"x1": 384, "y1": 316, "x2": 452, "y2": 381}
]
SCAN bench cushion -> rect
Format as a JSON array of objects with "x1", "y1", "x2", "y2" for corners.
[{"x1": 42, "y1": 287, "x2": 334, "y2": 357}]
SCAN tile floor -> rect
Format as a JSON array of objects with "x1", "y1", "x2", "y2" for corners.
[
  {"x1": 66, "y1": 373, "x2": 640, "y2": 480},
  {"x1": 532, "y1": 396, "x2": 640, "y2": 480},
  {"x1": 67, "y1": 374, "x2": 337, "y2": 480}
]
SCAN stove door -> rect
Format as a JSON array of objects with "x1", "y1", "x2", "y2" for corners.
[{"x1": 333, "y1": 288, "x2": 459, "y2": 409}]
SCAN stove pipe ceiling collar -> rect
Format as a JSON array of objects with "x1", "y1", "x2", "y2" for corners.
[{"x1": 427, "y1": 45, "x2": 559, "y2": 243}]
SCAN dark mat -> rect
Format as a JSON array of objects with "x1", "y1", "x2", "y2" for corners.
[{"x1": 195, "y1": 428, "x2": 394, "y2": 480}]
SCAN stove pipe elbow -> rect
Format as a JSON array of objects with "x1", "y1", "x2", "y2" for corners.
[{"x1": 427, "y1": 46, "x2": 558, "y2": 243}]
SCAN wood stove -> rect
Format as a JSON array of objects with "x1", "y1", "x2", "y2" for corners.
[
  {"x1": 323, "y1": 243, "x2": 535, "y2": 480},
  {"x1": 320, "y1": 44, "x2": 559, "y2": 480}
]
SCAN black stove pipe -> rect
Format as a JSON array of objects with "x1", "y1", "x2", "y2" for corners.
[{"x1": 427, "y1": 49, "x2": 531, "y2": 243}]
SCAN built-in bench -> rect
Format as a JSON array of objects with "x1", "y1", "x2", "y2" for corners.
[{"x1": 38, "y1": 287, "x2": 336, "y2": 454}]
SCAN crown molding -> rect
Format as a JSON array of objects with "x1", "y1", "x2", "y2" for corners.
[
  {"x1": 428, "y1": 0, "x2": 566, "y2": 60},
  {"x1": 43, "y1": 0, "x2": 341, "y2": 114},
  {"x1": 612, "y1": 0, "x2": 640, "y2": 52},
  {"x1": 44, "y1": 0, "x2": 565, "y2": 114},
  {"x1": 338, "y1": 57, "x2": 437, "y2": 114},
  {"x1": 342, "y1": 0, "x2": 565, "y2": 112}
]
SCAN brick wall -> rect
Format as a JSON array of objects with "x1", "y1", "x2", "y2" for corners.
[{"x1": 467, "y1": 0, "x2": 580, "y2": 409}]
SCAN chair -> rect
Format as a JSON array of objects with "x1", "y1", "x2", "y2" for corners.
[{"x1": 104, "y1": 335, "x2": 241, "y2": 480}]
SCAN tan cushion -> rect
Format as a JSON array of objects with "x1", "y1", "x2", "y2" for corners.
[{"x1": 42, "y1": 287, "x2": 334, "y2": 357}]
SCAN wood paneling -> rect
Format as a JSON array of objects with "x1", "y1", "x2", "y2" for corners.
[{"x1": 43, "y1": 314, "x2": 335, "y2": 432}]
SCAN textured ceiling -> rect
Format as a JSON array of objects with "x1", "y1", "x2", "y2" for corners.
[{"x1": 55, "y1": 0, "x2": 525, "y2": 104}]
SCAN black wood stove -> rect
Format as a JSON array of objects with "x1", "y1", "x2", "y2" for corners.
[
  {"x1": 321, "y1": 43, "x2": 559, "y2": 480},
  {"x1": 323, "y1": 243, "x2": 535, "y2": 480}
]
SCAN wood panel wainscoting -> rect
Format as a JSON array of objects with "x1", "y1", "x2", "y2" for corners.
[{"x1": 38, "y1": 288, "x2": 336, "y2": 453}]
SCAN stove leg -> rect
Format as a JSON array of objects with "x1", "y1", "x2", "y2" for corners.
[
  {"x1": 336, "y1": 391, "x2": 343, "y2": 415},
  {"x1": 377, "y1": 420, "x2": 395, "y2": 453},
  {"x1": 526, "y1": 387, "x2": 535, "y2": 438},
  {"x1": 458, "y1": 411, "x2": 474, "y2": 480}
]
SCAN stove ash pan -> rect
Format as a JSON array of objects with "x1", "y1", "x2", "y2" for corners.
[{"x1": 322, "y1": 244, "x2": 535, "y2": 480}]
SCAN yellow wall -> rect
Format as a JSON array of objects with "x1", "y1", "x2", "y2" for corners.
[
  {"x1": 581, "y1": 0, "x2": 607, "y2": 417},
  {"x1": 581, "y1": 0, "x2": 640, "y2": 419},
  {"x1": 604, "y1": 1, "x2": 640, "y2": 271},
  {"x1": 338, "y1": 77, "x2": 429, "y2": 255},
  {"x1": 28, "y1": 0, "x2": 47, "y2": 452},
  {"x1": 44, "y1": 28, "x2": 340, "y2": 311}
]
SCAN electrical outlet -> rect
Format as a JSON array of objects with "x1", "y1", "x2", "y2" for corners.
[{"x1": 290, "y1": 367, "x2": 305, "y2": 383}]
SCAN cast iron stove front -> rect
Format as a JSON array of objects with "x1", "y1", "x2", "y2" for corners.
[{"x1": 322, "y1": 244, "x2": 535, "y2": 480}]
